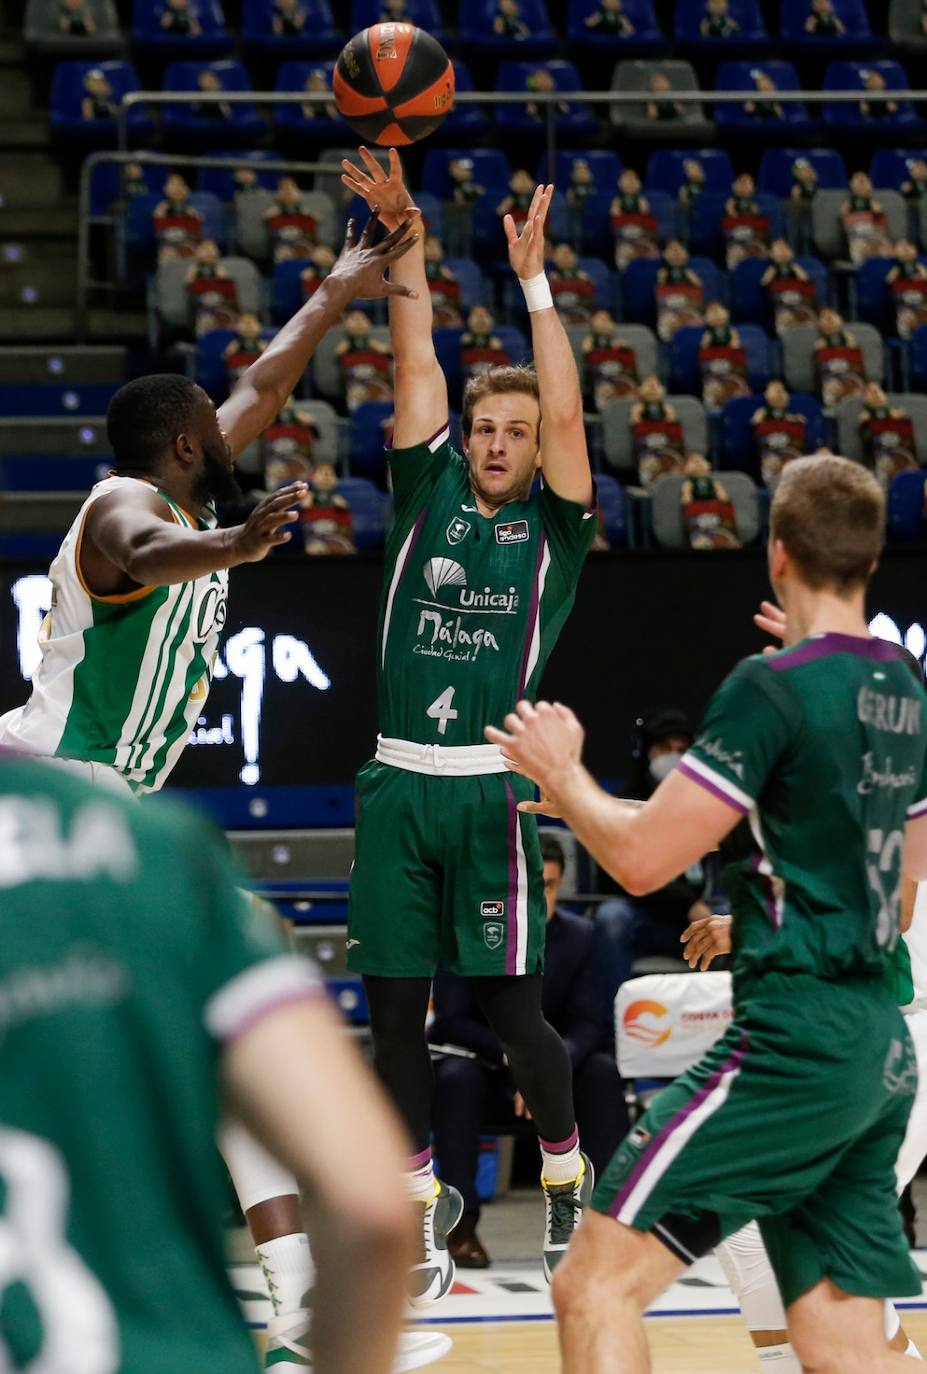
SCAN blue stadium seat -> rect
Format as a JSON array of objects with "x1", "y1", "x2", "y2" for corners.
[
  {"x1": 909, "y1": 324, "x2": 927, "y2": 390},
  {"x1": 675, "y1": 0, "x2": 770, "y2": 49},
  {"x1": 888, "y1": 470, "x2": 927, "y2": 543},
  {"x1": 0, "y1": 382, "x2": 121, "y2": 417},
  {"x1": 688, "y1": 190, "x2": 784, "y2": 258},
  {"x1": 443, "y1": 257, "x2": 485, "y2": 311},
  {"x1": 470, "y1": 188, "x2": 571, "y2": 252},
  {"x1": 596, "y1": 473, "x2": 629, "y2": 546},
  {"x1": 325, "y1": 976, "x2": 370, "y2": 1024},
  {"x1": 349, "y1": 401, "x2": 393, "y2": 481},
  {"x1": 621, "y1": 255, "x2": 722, "y2": 327},
  {"x1": 870, "y1": 148, "x2": 927, "y2": 191},
  {"x1": 823, "y1": 61, "x2": 923, "y2": 131},
  {"x1": 131, "y1": 0, "x2": 231, "y2": 54},
  {"x1": 546, "y1": 149, "x2": 623, "y2": 195},
  {"x1": 89, "y1": 158, "x2": 163, "y2": 214},
  {"x1": 730, "y1": 254, "x2": 830, "y2": 325},
  {"x1": 337, "y1": 477, "x2": 388, "y2": 550},
  {"x1": 350, "y1": 0, "x2": 444, "y2": 41},
  {"x1": 125, "y1": 190, "x2": 227, "y2": 257},
  {"x1": 779, "y1": 0, "x2": 876, "y2": 50},
  {"x1": 567, "y1": 0, "x2": 666, "y2": 52},
  {"x1": 457, "y1": 0, "x2": 558, "y2": 56},
  {"x1": 758, "y1": 147, "x2": 848, "y2": 197},
  {"x1": 668, "y1": 324, "x2": 773, "y2": 395},
  {"x1": 494, "y1": 61, "x2": 598, "y2": 140},
  {"x1": 0, "y1": 533, "x2": 65, "y2": 559},
  {"x1": 271, "y1": 258, "x2": 312, "y2": 322},
  {"x1": 421, "y1": 148, "x2": 511, "y2": 200},
  {"x1": 433, "y1": 324, "x2": 530, "y2": 402},
  {"x1": 162, "y1": 60, "x2": 265, "y2": 143},
  {"x1": 195, "y1": 326, "x2": 275, "y2": 398},
  {"x1": 240, "y1": 0, "x2": 341, "y2": 55},
  {"x1": 50, "y1": 59, "x2": 154, "y2": 143},
  {"x1": 856, "y1": 256, "x2": 903, "y2": 334},
  {"x1": 646, "y1": 149, "x2": 734, "y2": 197},
  {"x1": 0, "y1": 456, "x2": 109, "y2": 491},
  {"x1": 720, "y1": 391, "x2": 825, "y2": 476},
  {"x1": 436, "y1": 61, "x2": 491, "y2": 139},
  {"x1": 714, "y1": 60, "x2": 813, "y2": 133},
  {"x1": 196, "y1": 148, "x2": 281, "y2": 200},
  {"x1": 274, "y1": 61, "x2": 342, "y2": 142}
]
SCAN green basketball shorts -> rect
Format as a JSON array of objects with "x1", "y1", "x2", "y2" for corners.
[
  {"x1": 594, "y1": 973, "x2": 921, "y2": 1308},
  {"x1": 346, "y1": 758, "x2": 546, "y2": 978}
]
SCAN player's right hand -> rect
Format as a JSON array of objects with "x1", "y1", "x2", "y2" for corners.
[
  {"x1": 680, "y1": 913, "x2": 733, "y2": 971},
  {"x1": 516, "y1": 791, "x2": 562, "y2": 819},
  {"x1": 340, "y1": 147, "x2": 416, "y2": 231},
  {"x1": 231, "y1": 483, "x2": 307, "y2": 562}
]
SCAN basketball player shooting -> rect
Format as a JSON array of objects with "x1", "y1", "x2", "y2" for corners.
[
  {"x1": 339, "y1": 146, "x2": 598, "y2": 1303},
  {"x1": 488, "y1": 456, "x2": 927, "y2": 1374}
]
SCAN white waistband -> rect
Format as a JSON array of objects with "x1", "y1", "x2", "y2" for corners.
[{"x1": 375, "y1": 735, "x2": 507, "y2": 777}]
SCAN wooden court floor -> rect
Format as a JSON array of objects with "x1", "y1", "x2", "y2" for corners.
[{"x1": 255, "y1": 1311, "x2": 927, "y2": 1371}]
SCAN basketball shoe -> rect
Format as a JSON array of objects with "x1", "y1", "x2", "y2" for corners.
[
  {"x1": 408, "y1": 1178, "x2": 464, "y2": 1308},
  {"x1": 541, "y1": 1151, "x2": 594, "y2": 1282}
]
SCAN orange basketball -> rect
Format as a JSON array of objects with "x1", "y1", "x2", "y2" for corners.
[{"x1": 333, "y1": 23, "x2": 455, "y2": 146}]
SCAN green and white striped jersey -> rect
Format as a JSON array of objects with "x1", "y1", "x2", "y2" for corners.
[{"x1": 0, "y1": 475, "x2": 228, "y2": 795}]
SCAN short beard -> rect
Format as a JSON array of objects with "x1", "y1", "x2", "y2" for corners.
[
  {"x1": 468, "y1": 466, "x2": 535, "y2": 511},
  {"x1": 193, "y1": 444, "x2": 241, "y2": 507}
]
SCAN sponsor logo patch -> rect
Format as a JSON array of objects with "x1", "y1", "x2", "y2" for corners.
[
  {"x1": 482, "y1": 921, "x2": 504, "y2": 950},
  {"x1": 480, "y1": 900, "x2": 505, "y2": 917},
  {"x1": 495, "y1": 520, "x2": 529, "y2": 545}
]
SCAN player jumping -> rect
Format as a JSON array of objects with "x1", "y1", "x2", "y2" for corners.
[
  {"x1": 489, "y1": 455, "x2": 927, "y2": 1372},
  {"x1": 339, "y1": 147, "x2": 597, "y2": 1301}
]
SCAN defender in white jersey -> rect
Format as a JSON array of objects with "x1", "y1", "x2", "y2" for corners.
[{"x1": 0, "y1": 214, "x2": 444, "y2": 1374}]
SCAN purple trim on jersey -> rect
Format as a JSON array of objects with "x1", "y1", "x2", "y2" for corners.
[
  {"x1": 518, "y1": 532, "x2": 548, "y2": 696},
  {"x1": 504, "y1": 777, "x2": 519, "y2": 976},
  {"x1": 767, "y1": 633, "x2": 906, "y2": 672},
  {"x1": 751, "y1": 853, "x2": 780, "y2": 930},
  {"x1": 406, "y1": 1146, "x2": 433, "y2": 1170},
  {"x1": 909, "y1": 798, "x2": 927, "y2": 820},
  {"x1": 220, "y1": 987, "x2": 324, "y2": 1048},
  {"x1": 677, "y1": 760, "x2": 750, "y2": 815},
  {"x1": 384, "y1": 421, "x2": 450, "y2": 454},
  {"x1": 608, "y1": 1034, "x2": 749, "y2": 1219},
  {"x1": 539, "y1": 1125, "x2": 579, "y2": 1154}
]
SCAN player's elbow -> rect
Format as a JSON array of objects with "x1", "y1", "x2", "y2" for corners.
[{"x1": 610, "y1": 835, "x2": 661, "y2": 897}]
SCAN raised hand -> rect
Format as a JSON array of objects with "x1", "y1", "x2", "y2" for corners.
[
  {"x1": 328, "y1": 208, "x2": 419, "y2": 300},
  {"x1": 340, "y1": 146, "x2": 417, "y2": 231},
  {"x1": 232, "y1": 483, "x2": 307, "y2": 562},
  {"x1": 503, "y1": 183, "x2": 554, "y2": 280}
]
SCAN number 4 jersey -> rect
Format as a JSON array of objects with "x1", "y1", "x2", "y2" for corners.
[
  {"x1": 679, "y1": 634, "x2": 927, "y2": 993},
  {"x1": 377, "y1": 426, "x2": 597, "y2": 745}
]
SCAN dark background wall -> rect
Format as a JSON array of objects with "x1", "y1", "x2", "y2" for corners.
[{"x1": 2, "y1": 549, "x2": 926, "y2": 793}]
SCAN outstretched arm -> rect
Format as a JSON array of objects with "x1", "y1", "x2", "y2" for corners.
[
  {"x1": 504, "y1": 184, "x2": 592, "y2": 506},
  {"x1": 218, "y1": 212, "x2": 418, "y2": 458},
  {"x1": 341, "y1": 147, "x2": 448, "y2": 448}
]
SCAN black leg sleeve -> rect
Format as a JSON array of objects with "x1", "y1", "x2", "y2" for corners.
[{"x1": 362, "y1": 975, "x2": 434, "y2": 1154}]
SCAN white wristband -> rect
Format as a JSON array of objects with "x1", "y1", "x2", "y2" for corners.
[{"x1": 519, "y1": 271, "x2": 553, "y2": 313}]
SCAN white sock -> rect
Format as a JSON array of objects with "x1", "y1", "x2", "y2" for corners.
[
  {"x1": 906, "y1": 1338, "x2": 924, "y2": 1360},
  {"x1": 540, "y1": 1128, "x2": 582, "y2": 1186},
  {"x1": 755, "y1": 1344, "x2": 801, "y2": 1370},
  {"x1": 405, "y1": 1151, "x2": 437, "y2": 1203},
  {"x1": 256, "y1": 1232, "x2": 313, "y2": 1315}
]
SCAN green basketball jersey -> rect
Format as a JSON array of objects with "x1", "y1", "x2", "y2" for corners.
[
  {"x1": 378, "y1": 427, "x2": 596, "y2": 746},
  {"x1": 0, "y1": 754, "x2": 320, "y2": 1374},
  {"x1": 0, "y1": 476, "x2": 228, "y2": 795},
  {"x1": 679, "y1": 633, "x2": 927, "y2": 993}
]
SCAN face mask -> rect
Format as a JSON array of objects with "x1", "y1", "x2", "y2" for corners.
[{"x1": 649, "y1": 750, "x2": 683, "y2": 783}]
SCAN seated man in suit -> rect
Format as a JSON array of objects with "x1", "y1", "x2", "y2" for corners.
[{"x1": 429, "y1": 834, "x2": 628, "y2": 1268}]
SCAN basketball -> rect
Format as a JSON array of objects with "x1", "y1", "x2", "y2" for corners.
[{"x1": 333, "y1": 22, "x2": 455, "y2": 146}]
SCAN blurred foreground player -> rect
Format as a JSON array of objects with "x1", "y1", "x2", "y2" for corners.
[
  {"x1": 340, "y1": 148, "x2": 597, "y2": 1301},
  {"x1": 489, "y1": 456, "x2": 927, "y2": 1373},
  {"x1": 0, "y1": 216, "x2": 428, "y2": 1373},
  {"x1": 0, "y1": 752, "x2": 412, "y2": 1374}
]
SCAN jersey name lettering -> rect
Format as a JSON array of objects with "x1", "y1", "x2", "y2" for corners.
[
  {"x1": 0, "y1": 798, "x2": 139, "y2": 887},
  {"x1": 857, "y1": 687, "x2": 921, "y2": 735}
]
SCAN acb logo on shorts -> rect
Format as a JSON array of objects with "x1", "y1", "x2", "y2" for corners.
[{"x1": 480, "y1": 900, "x2": 505, "y2": 917}]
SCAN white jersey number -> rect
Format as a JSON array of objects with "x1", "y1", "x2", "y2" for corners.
[
  {"x1": 0, "y1": 1126, "x2": 119, "y2": 1373},
  {"x1": 426, "y1": 686, "x2": 458, "y2": 737},
  {"x1": 867, "y1": 828, "x2": 905, "y2": 949}
]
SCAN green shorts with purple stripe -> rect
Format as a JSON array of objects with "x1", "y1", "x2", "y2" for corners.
[
  {"x1": 593, "y1": 973, "x2": 921, "y2": 1308},
  {"x1": 346, "y1": 759, "x2": 546, "y2": 977}
]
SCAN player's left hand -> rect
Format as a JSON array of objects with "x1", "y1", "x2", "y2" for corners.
[
  {"x1": 485, "y1": 699, "x2": 584, "y2": 796},
  {"x1": 680, "y1": 913, "x2": 733, "y2": 971},
  {"x1": 503, "y1": 183, "x2": 554, "y2": 281}
]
